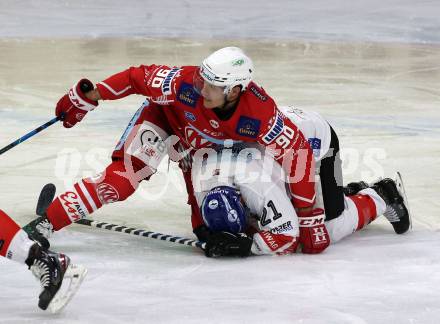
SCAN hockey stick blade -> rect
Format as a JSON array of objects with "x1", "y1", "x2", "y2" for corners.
[
  {"x1": 36, "y1": 183, "x2": 56, "y2": 216},
  {"x1": 76, "y1": 218, "x2": 206, "y2": 250}
]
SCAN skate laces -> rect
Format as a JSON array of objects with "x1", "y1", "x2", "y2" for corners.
[
  {"x1": 31, "y1": 259, "x2": 51, "y2": 288},
  {"x1": 36, "y1": 219, "x2": 54, "y2": 239}
]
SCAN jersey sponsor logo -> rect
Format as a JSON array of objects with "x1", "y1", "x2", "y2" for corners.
[
  {"x1": 308, "y1": 137, "x2": 321, "y2": 150},
  {"x1": 262, "y1": 111, "x2": 284, "y2": 144},
  {"x1": 271, "y1": 221, "x2": 293, "y2": 234},
  {"x1": 161, "y1": 67, "x2": 180, "y2": 95},
  {"x1": 210, "y1": 120, "x2": 219, "y2": 128},
  {"x1": 236, "y1": 116, "x2": 261, "y2": 138},
  {"x1": 140, "y1": 129, "x2": 166, "y2": 154},
  {"x1": 177, "y1": 82, "x2": 199, "y2": 108},
  {"x1": 184, "y1": 111, "x2": 196, "y2": 122},
  {"x1": 308, "y1": 137, "x2": 321, "y2": 157},
  {"x1": 97, "y1": 183, "x2": 119, "y2": 204},
  {"x1": 7, "y1": 250, "x2": 13, "y2": 259},
  {"x1": 186, "y1": 124, "x2": 237, "y2": 146},
  {"x1": 261, "y1": 231, "x2": 279, "y2": 251},
  {"x1": 185, "y1": 126, "x2": 211, "y2": 148},
  {"x1": 249, "y1": 85, "x2": 267, "y2": 101},
  {"x1": 208, "y1": 199, "x2": 219, "y2": 209},
  {"x1": 203, "y1": 128, "x2": 224, "y2": 137},
  {"x1": 60, "y1": 191, "x2": 87, "y2": 222},
  {"x1": 228, "y1": 210, "x2": 239, "y2": 222}
]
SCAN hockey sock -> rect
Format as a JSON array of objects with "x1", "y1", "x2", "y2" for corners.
[
  {"x1": 0, "y1": 210, "x2": 35, "y2": 263},
  {"x1": 348, "y1": 188, "x2": 387, "y2": 230},
  {"x1": 181, "y1": 167, "x2": 204, "y2": 229},
  {"x1": 46, "y1": 160, "x2": 140, "y2": 230}
]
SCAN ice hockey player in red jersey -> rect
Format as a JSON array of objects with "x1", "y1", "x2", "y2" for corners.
[
  {"x1": 0, "y1": 209, "x2": 86, "y2": 312},
  {"x1": 25, "y1": 47, "x2": 326, "y2": 254},
  {"x1": 190, "y1": 107, "x2": 411, "y2": 257}
]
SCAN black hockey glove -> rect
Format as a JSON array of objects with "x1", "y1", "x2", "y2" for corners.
[
  {"x1": 193, "y1": 225, "x2": 212, "y2": 242},
  {"x1": 205, "y1": 232, "x2": 253, "y2": 258}
]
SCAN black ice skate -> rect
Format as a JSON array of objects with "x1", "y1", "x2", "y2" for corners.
[
  {"x1": 343, "y1": 181, "x2": 369, "y2": 196},
  {"x1": 25, "y1": 243, "x2": 87, "y2": 313},
  {"x1": 371, "y1": 173, "x2": 411, "y2": 234}
]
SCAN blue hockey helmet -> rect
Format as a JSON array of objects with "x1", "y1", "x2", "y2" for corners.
[{"x1": 201, "y1": 186, "x2": 247, "y2": 233}]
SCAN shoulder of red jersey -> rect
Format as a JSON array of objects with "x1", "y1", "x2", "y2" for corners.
[
  {"x1": 236, "y1": 82, "x2": 308, "y2": 154},
  {"x1": 140, "y1": 65, "x2": 197, "y2": 104},
  {"x1": 234, "y1": 82, "x2": 278, "y2": 139}
]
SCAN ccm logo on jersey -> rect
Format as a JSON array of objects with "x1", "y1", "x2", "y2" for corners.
[{"x1": 262, "y1": 111, "x2": 295, "y2": 148}]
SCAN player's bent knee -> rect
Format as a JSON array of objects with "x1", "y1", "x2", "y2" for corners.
[{"x1": 94, "y1": 160, "x2": 140, "y2": 203}]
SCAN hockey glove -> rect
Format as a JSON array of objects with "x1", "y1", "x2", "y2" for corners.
[
  {"x1": 193, "y1": 224, "x2": 212, "y2": 242},
  {"x1": 298, "y1": 208, "x2": 330, "y2": 254},
  {"x1": 56, "y1": 79, "x2": 98, "y2": 128},
  {"x1": 205, "y1": 232, "x2": 253, "y2": 258}
]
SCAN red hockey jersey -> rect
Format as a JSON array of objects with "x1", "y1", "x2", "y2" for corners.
[{"x1": 95, "y1": 65, "x2": 316, "y2": 208}]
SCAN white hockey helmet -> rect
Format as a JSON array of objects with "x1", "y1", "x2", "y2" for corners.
[{"x1": 199, "y1": 47, "x2": 254, "y2": 95}]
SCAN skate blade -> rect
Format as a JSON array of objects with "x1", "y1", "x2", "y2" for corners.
[
  {"x1": 47, "y1": 263, "x2": 87, "y2": 314},
  {"x1": 395, "y1": 171, "x2": 412, "y2": 230}
]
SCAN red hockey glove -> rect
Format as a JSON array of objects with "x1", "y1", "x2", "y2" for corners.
[
  {"x1": 56, "y1": 79, "x2": 98, "y2": 128},
  {"x1": 298, "y1": 208, "x2": 330, "y2": 254}
]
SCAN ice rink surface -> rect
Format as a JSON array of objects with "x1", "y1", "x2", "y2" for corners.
[{"x1": 0, "y1": 1, "x2": 439, "y2": 323}]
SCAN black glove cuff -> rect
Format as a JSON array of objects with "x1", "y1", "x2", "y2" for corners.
[{"x1": 193, "y1": 225, "x2": 211, "y2": 242}]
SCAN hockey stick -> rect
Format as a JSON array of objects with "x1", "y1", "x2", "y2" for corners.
[
  {"x1": 75, "y1": 218, "x2": 206, "y2": 250},
  {"x1": 29, "y1": 183, "x2": 206, "y2": 251},
  {"x1": 0, "y1": 116, "x2": 61, "y2": 156}
]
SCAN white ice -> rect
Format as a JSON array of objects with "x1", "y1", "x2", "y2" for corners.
[{"x1": 0, "y1": 1, "x2": 440, "y2": 323}]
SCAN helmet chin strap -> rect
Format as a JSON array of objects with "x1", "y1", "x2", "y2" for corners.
[
  {"x1": 216, "y1": 87, "x2": 240, "y2": 111},
  {"x1": 215, "y1": 95, "x2": 238, "y2": 111}
]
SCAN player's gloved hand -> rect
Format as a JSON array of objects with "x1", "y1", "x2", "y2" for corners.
[
  {"x1": 205, "y1": 232, "x2": 253, "y2": 258},
  {"x1": 297, "y1": 208, "x2": 330, "y2": 254},
  {"x1": 56, "y1": 79, "x2": 98, "y2": 128},
  {"x1": 193, "y1": 224, "x2": 212, "y2": 242}
]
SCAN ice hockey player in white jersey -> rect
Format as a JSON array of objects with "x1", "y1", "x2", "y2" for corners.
[
  {"x1": 0, "y1": 209, "x2": 86, "y2": 312},
  {"x1": 192, "y1": 107, "x2": 411, "y2": 257}
]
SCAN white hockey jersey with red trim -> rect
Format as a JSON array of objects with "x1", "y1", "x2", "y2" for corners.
[
  {"x1": 279, "y1": 106, "x2": 331, "y2": 161},
  {"x1": 192, "y1": 149, "x2": 300, "y2": 255}
]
